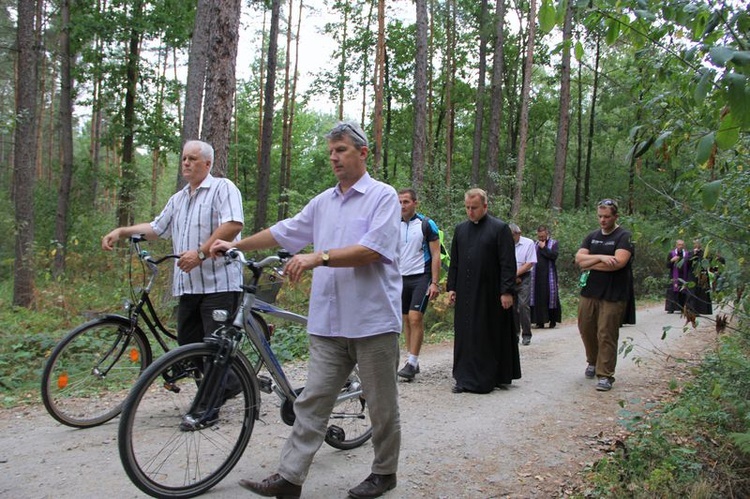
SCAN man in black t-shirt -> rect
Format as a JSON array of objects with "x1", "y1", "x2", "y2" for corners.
[{"x1": 575, "y1": 199, "x2": 634, "y2": 392}]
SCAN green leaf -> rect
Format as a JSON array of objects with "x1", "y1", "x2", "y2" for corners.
[
  {"x1": 694, "y1": 68, "x2": 714, "y2": 104},
  {"x1": 634, "y1": 9, "x2": 656, "y2": 21},
  {"x1": 716, "y1": 112, "x2": 739, "y2": 150},
  {"x1": 605, "y1": 18, "x2": 620, "y2": 45},
  {"x1": 696, "y1": 132, "x2": 715, "y2": 164},
  {"x1": 701, "y1": 180, "x2": 722, "y2": 210},
  {"x1": 654, "y1": 131, "x2": 672, "y2": 149},
  {"x1": 726, "y1": 73, "x2": 750, "y2": 127},
  {"x1": 539, "y1": 0, "x2": 557, "y2": 34},
  {"x1": 574, "y1": 41, "x2": 584, "y2": 61},
  {"x1": 709, "y1": 47, "x2": 735, "y2": 67}
]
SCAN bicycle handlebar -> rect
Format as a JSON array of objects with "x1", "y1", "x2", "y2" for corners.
[{"x1": 129, "y1": 235, "x2": 178, "y2": 267}]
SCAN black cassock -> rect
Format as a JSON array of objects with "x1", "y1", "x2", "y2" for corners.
[{"x1": 447, "y1": 214, "x2": 521, "y2": 393}]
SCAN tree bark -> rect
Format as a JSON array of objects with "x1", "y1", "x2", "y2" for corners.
[
  {"x1": 179, "y1": 0, "x2": 212, "y2": 190},
  {"x1": 549, "y1": 0, "x2": 573, "y2": 212},
  {"x1": 116, "y1": 0, "x2": 143, "y2": 228},
  {"x1": 278, "y1": 0, "x2": 294, "y2": 221},
  {"x1": 411, "y1": 0, "x2": 428, "y2": 188},
  {"x1": 53, "y1": 0, "x2": 75, "y2": 278},
  {"x1": 510, "y1": 0, "x2": 537, "y2": 218},
  {"x1": 200, "y1": 0, "x2": 241, "y2": 178},
  {"x1": 372, "y1": 0, "x2": 385, "y2": 176},
  {"x1": 254, "y1": 0, "x2": 280, "y2": 232},
  {"x1": 486, "y1": 0, "x2": 506, "y2": 197},
  {"x1": 13, "y1": 0, "x2": 39, "y2": 307},
  {"x1": 470, "y1": 0, "x2": 489, "y2": 186},
  {"x1": 584, "y1": 34, "x2": 601, "y2": 207}
]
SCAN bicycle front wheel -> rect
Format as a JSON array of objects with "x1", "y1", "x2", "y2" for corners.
[
  {"x1": 118, "y1": 343, "x2": 258, "y2": 498},
  {"x1": 41, "y1": 316, "x2": 151, "y2": 428},
  {"x1": 325, "y1": 368, "x2": 373, "y2": 450}
]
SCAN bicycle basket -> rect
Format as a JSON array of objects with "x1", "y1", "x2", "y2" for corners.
[{"x1": 255, "y1": 271, "x2": 284, "y2": 304}]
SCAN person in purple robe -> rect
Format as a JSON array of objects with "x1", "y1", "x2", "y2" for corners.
[
  {"x1": 531, "y1": 225, "x2": 562, "y2": 328},
  {"x1": 665, "y1": 239, "x2": 691, "y2": 313}
]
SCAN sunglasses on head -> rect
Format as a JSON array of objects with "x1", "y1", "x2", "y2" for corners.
[{"x1": 340, "y1": 123, "x2": 368, "y2": 145}]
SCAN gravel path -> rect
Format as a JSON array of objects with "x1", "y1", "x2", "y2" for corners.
[{"x1": 0, "y1": 305, "x2": 715, "y2": 498}]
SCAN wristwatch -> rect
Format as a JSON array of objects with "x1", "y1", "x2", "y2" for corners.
[
  {"x1": 197, "y1": 249, "x2": 206, "y2": 261},
  {"x1": 321, "y1": 250, "x2": 330, "y2": 266}
]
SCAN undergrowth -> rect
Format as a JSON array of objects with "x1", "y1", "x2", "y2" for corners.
[{"x1": 578, "y1": 324, "x2": 750, "y2": 498}]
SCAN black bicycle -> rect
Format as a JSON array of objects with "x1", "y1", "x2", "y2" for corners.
[
  {"x1": 117, "y1": 248, "x2": 372, "y2": 498},
  {"x1": 41, "y1": 235, "x2": 179, "y2": 428}
]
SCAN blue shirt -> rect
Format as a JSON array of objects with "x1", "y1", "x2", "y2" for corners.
[
  {"x1": 151, "y1": 174, "x2": 244, "y2": 296},
  {"x1": 270, "y1": 172, "x2": 402, "y2": 338}
]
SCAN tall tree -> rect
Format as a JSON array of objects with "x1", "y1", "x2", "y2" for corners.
[
  {"x1": 411, "y1": 0, "x2": 428, "y2": 187},
  {"x1": 179, "y1": 0, "x2": 212, "y2": 190},
  {"x1": 116, "y1": 0, "x2": 144, "y2": 228},
  {"x1": 372, "y1": 0, "x2": 385, "y2": 176},
  {"x1": 583, "y1": 33, "x2": 601, "y2": 207},
  {"x1": 278, "y1": 0, "x2": 295, "y2": 220},
  {"x1": 200, "y1": 0, "x2": 241, "y2": 177},
  {"x1": 549, "y1": 0, "x2": 573, "y2": 212},
  {"x1": 470, "y1": 0, "x2": 489, "y2": 186},
  {"x1": 485, "y1": 0, "x2": 506, "y2": 197},
  {"x1": 13, "y1": 0, "x2": 39, "y2": 307},
  {"x1": 510, "y1": 0, "x2": 537, "y2": 218},
  {"x1": 53, "y1": 0, "x2": 75, "y2": 278},
  {"x1": 254, "y1": 0, "x2": 280, "y2": 232}
]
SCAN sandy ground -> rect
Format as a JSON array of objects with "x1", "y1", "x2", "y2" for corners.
[{"x1": 0, "y1": 305, "x2": 717, "y2": 498}]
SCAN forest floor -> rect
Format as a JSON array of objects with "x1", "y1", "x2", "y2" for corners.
[{"x1": 0, "y1": 305, "x2": 717, "y2": 498}]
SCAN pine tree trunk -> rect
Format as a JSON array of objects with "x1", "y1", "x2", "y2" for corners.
[
  {"x1": 486, "y1": 0, "x2": 506, "y2": 197},
  {"x1": 549, "y1": 0, "x2": 573, "y2": 212},
  {"x1": 13, "y1": 0, "x2": 39, "y2": 307}
]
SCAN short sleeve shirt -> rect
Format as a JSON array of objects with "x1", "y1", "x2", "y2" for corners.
[
  {"x1": 514, "y1": 236, "x2": 537, "y2": 271},
  {"x1": 399, "y1": 214, "x2": 438, "y2": 276},
  {"x1": 580, "y1": 226, "x2": 633, "y2": 302},
  {"x1": 270, "y1": 172, "x2": 403, "y2": 338},
  {"x1": 151, "y1": 174, "x2": 244, "y2": 296}
]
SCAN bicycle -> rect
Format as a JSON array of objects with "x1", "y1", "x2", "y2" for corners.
[
  {"x1": 117, "y1": 248, "x2": 373, "y2": 498},
  {"x1": 41, "y1": 235, "x2": 180, "y2": 428}
]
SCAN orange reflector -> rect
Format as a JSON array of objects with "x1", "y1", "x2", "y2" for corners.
[
  {"x1": 58, "y1": 372, "x2": 69, "y2": 390},
  {"x1": 129, "y1": 348, "x2": 140, "y2": 363}
]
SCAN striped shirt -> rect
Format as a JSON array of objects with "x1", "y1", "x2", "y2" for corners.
[{"x1": 151, "y1": 174, "x2": 244, "y2": 296}]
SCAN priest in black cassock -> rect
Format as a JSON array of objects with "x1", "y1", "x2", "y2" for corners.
[{"x1": 446, "y1": 188, "x2": 521, "y2": 394}]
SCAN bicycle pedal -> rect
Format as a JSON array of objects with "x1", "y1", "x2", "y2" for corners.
[
  {"x1": 163, "y1": 382, "x2": 181, "y2": 393},
  {"x1": 258, "y1": 375, "x2": 273, "y2": 393}
]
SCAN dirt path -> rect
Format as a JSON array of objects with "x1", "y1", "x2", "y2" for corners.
[{"x1": 0, "y1": 305, "x2": 715, "y2": 498}]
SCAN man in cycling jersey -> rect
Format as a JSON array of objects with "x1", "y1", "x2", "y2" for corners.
[{"x1": 396, "y1": 188, "x2": 440, "y2": 381}]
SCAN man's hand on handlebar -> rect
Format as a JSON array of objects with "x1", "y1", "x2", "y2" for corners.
[{"x1": 210, "y1": 239, "x2": 234, "y2": 258}]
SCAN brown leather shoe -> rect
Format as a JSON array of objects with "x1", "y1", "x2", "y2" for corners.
[
  {"x1": 348, "y1": 473, "x2": 397, "y2": 498},
  {"x1": 238, "y1": 473, "x2": 301, "y2": 498}
]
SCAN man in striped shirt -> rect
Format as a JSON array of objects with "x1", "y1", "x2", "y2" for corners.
[{"x1": 102, "y1": 140, "x2": 244, "y2": 347}]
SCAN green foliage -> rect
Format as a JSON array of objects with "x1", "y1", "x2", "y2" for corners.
[{"x1": 582, "y1": 327, "x2": 750, "y2": 497}]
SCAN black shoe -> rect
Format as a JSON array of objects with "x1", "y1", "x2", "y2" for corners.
[
  {"x1": 549, "y1": 321, "x2": 556, "y2": 328},
  {"x1": 451, "y1": 384, "x2": 465, "y2": 394},
  {"x1": 222, "y1": 385, "x2": 243, "y2": 404},
  {"x1": 348, "y1": 473, "x2": 397, "y2": 499},
  {"x1": 522, "y1": 336, "x2": 531, "y2": 346},
  {"x1": 179, "y1": 407, "x2": 219, "y2": 431},
  {"x1": 535, "y1": 323, "x2": 545, "y2": 329},
  {"x1": 239, "y1": 473, "x2": 301, "y2": 498},
  {"x1": 397, "y1": 362, "x2": 419, "y2": 381}
]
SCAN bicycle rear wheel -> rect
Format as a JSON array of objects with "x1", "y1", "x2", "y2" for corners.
[
  {"x1": 325, "y1": 368, "x2": 373, "y2": 450},
  {"x1": 41, "y1": 316, "x2": 151, "y2": 428},
  {"x1": 118, "y1": 343, "x2": 258, "y2": 498}
]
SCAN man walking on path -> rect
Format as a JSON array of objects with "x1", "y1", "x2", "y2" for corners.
[
  {"x1": 575, "y1": 199, "x2": 634, "y2": 392},
  {"x1": 397, "y1": 188, "x2": 441, "y2": 381},
  {"x1": 510, "y1": 223, "x2": 537, "y2": 345},
  {"x1": 212, "y1": 122, "x2": 402, "y2": 499}
]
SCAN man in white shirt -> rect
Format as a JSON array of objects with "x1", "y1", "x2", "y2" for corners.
[{"x1": 510, "y1": 223, "x2": 537, "y2": 345}]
